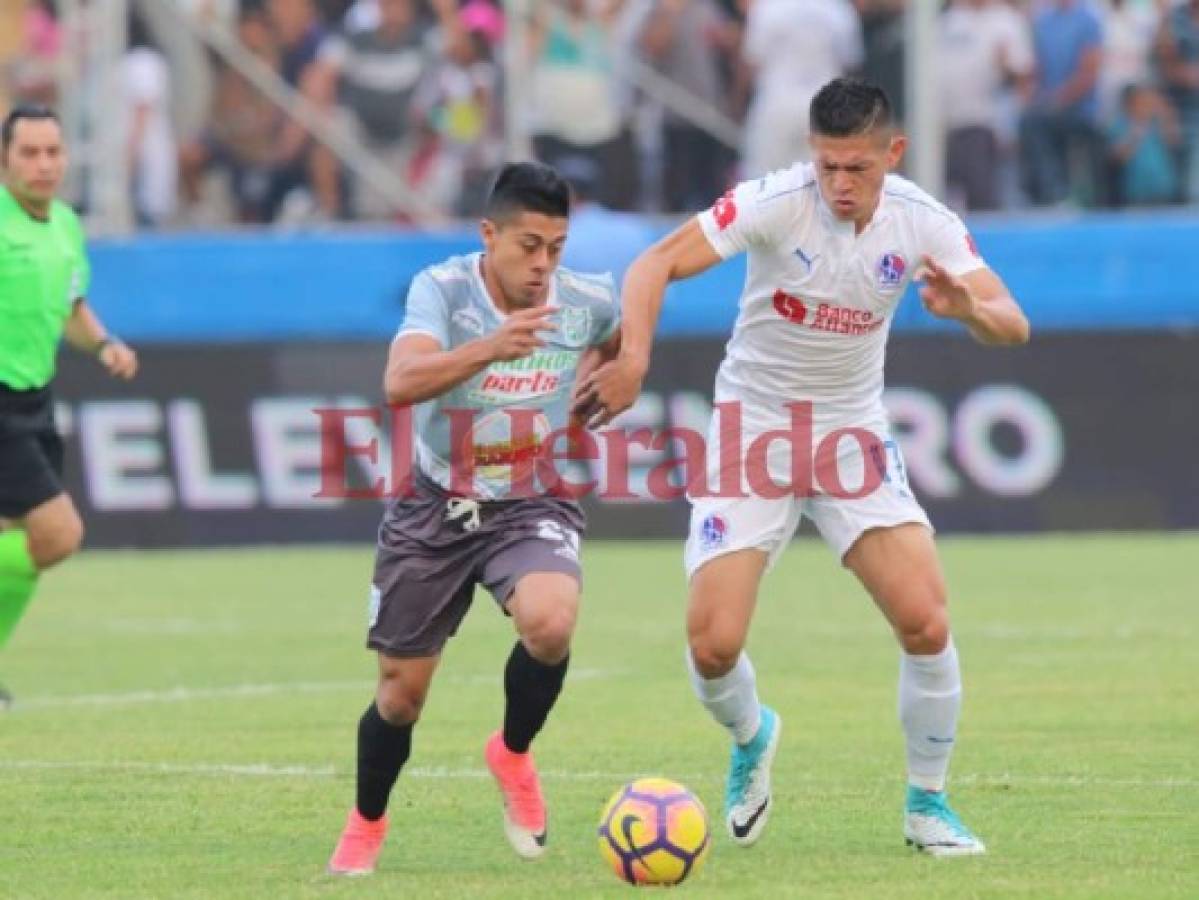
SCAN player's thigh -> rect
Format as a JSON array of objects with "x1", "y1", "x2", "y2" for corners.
[
  {"x1": 0, "y1": 429, "x2": 78, "y2": 567},
  {"x1": 684, "y1": 491, "x2": 801, "y2": 583},
  {"x1": 368, "y1": 494, "x2": 482, "y2": 659},
  {"x1": 843, "y1": 523, "x2": 949, "y2": 655},
  {"x1": 22, "y1": 491, "x2": 84, "y2": 570},
  {"x1": 686, "y1": 548, "x2": 770, "y2": 677},
  {"x1": 481, "y1": 503, "x2": 584, "y2": 661},
  {"x1": 375, "y1": 652, "x2": 441, "y2": 725}
]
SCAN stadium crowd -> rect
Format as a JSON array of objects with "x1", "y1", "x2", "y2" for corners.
[{"x1": 1, "y1": 0, "x2": 1193, "y2": 225}]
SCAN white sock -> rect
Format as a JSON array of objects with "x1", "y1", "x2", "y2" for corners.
[
  {"x1": 899, "y1": 638, "x2": 961, "y2": 792},
  {"x1": 686, "y1": 649, "x2": 762, "y2": 745}
]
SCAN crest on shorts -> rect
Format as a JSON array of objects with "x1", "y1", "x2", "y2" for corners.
[
  {"x1": 877, "y1": 253, "x2": 907, "y2": 291},
  {"x1": 559, "y1": 306, "x2": 592, "y2": 346},
  {"x1": 699, "y1": 514, "x2": 728, "y2": 551}
]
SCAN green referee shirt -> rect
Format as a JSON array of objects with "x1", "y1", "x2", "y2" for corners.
[{"x1": 0, "y1": 185, "x2": 90, "y2": 390}]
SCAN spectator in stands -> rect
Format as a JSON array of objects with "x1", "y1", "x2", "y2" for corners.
[
  {"x1": 1108, "y1": 81, "x2": 1180, "y2": 207},
  {"x1": 529, "y1": 0, "x2": 634, "y2": 211},
  {"x1": 634, "y1": 0, "x2": 739, "y2": 211},
  {"x1": 4, "y1": 0, "x2": 61, "y2": 108},
  {"x1": 307, "y1": 0, "x2": 463, "y2": 219},
  {"x1": 1019, "y1": 0, "x2": 1106, "y2": 206},
  {"x1": 263, "y1": 0, "x2": 327, "y2": 219},
  {"x1": 122, "y1": 10, "x2": 177, "y2": 228},
  {"x1": 741, "y1": 0, "x2": 861, "y2": 178},
  {"x1": 855, "y1": 0, "x2": 905, "y2": 124},
  {"x1": 407, "y1": 1, "x2": 505, "y2": 216},
  {"x1": 1100, "y1": 0, "x2": 1161, "y2": 118},
  {"x1": 177, "y1": 0, "x2": 238, "y2": 26},
  {"x1": 178, "y1": 6, "x2": 293, "y2": 224},
  {"x1": 939, "y1": 0, "x2": 1033, "y2": 212},
  {"x1": 558, "y1": 153, "x2": 654, "y2": 282},
  {"x1": 1155, "y1": 0, "x2": 1199, "y2": 202}
]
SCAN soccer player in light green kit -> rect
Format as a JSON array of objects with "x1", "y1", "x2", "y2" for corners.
[{"x1": 0, "y1": 105, "x2": 139, "y2": 707}]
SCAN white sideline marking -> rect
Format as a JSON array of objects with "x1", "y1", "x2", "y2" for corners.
[
  {"x1": 16, "y1": 669, "x2": 619, "y2": 710},
  {"x1": 0, "y1": 760, "x2": 1193, "y2": 790},
  {"x1": 0, "y1": 760, "x2": 636, "y2": 781}
]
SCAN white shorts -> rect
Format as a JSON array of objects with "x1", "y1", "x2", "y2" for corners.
[{"x1": 683, "y1": 404, "x2": 932, "y2": 579}]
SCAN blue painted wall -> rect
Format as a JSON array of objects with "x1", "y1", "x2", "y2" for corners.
[{"x1": 88, "y1": 211, "x2": 1199, "y2": 342}]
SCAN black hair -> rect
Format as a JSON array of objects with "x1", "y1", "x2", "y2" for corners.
[
  {"x1": 810, "y1": 77, "x2": 893, "y2": 138},
  {"x1": 128, "y1": 8, "x2": 155, "y2": 50},
  {"x1": 1, "y1": 104, "x2": 61, "y2": 154},
  {"x1": 484, "y1": 162, "x2": 571, "y2": 222}
]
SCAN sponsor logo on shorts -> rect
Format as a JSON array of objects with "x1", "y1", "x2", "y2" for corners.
[
  {"x1": 700, "y1": 514, "x2": 728, "y2": 551},
  {"x1": 877, "y1": 253, "x2": 906, "y2": 290},
  {"x1": 537, "y1": 519, "x2": 580, "y2": 562}
]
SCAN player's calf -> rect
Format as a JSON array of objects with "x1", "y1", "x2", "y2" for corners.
[{"x1": 327, "y1": 699, "x2": 415, "y2": 875}]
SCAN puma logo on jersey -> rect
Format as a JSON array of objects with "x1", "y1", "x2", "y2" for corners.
[{"x1": 793, "y1": 246, "x2": 820, "y2": 273}]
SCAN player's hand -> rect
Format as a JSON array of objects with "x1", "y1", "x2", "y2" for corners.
[
  {"x1": 919, "y1": 255, "x2": 978, "y2": 324},
  {"x1": 484, "y1": 305, "x2": 557, "y2": 362},
  {"x1": 99, "y1": 340, "x2": 138, "y2": 380},
  {"x1": 571, "y1": 355, "x2": 646, "y2": 429}
]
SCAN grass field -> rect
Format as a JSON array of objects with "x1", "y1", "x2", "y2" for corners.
[{"x1": 2, "y1": 534, "x2": 1196, "y2": 898}]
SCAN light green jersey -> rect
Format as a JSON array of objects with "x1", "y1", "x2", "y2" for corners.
[{"x1": 0, "y1": 186, "x2": 90, "y2": 390}]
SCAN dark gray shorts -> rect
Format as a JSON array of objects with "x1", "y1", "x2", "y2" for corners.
[{"x1": 367, "y1": 478, "x2": 586, "y2": 658}]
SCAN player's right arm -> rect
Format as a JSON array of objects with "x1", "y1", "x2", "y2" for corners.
[
  {"x1": 576, "y1": 172, "x2": 797, "y2": 427},
  {"x1": 571, "y1": 220, "x2": 722, "y2": 427},
  {"x1": 383, "y1": 306, "x2": 556, "y2": 406}
]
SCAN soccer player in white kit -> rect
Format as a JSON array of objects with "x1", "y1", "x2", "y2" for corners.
[{"x1": 574, "y1": 78, "x2": 1029, "y2": 855}]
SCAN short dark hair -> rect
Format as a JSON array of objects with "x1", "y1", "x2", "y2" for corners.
[
  {"x1": 810, "y1": 77, "x2": 893, "y2": 138},
  {"x1": 2, "y1": 104, "x2": 61, "y2": 154},
  {"x1": 484, "y1": 162, "x2": 571, "y2": 222}
]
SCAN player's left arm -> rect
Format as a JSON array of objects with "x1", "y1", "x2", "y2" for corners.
[
  {"x1": 919, "y1": 257, "x2": 1030, "y2": 346},
  {"x1": 64, "y1": 299, "x2": 139, "y2": 379},
  {"x1": 574, "y1": 329, "x2": 621, "y2": 399}
]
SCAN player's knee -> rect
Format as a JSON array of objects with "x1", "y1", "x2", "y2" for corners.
[
  {"x1": 375, "y1": 680, "x2": 428, "y2": 726},
  {"x1": 28, "y1": 513, "x2": 84, "y2": 570},
  {"x1": 688, "y1": 633, "x2": 741, "y2": 679},
  {"x1": 521, "y1": 604, "x2": 576, "y2": 663},
  {"x1": 897, "y1": 606, "x2": 950, "y2": 655}
]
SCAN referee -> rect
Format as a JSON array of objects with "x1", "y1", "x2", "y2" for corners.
[{"x1": 0, "y1": 105, "x2": 138, "y2": 706}]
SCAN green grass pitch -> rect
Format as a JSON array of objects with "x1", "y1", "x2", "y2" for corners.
[{"x1": 2, "y1": 534, "x2": 1196, "y2": 898}]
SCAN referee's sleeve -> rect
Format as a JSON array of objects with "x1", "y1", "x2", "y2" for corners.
[{"x1": 397, "y1": 272, "x2": 449, "y2": 346}]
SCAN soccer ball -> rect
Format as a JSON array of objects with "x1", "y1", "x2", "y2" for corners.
[{"x1": 597, "y1": 777, "x2": 711, "y2": 886}]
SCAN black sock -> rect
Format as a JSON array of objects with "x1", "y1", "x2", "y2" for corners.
[
  {"x1": 502, "y1": 641, "x2": 570, "y2": 754},
  {"x1": 356, "y1": 701, "x2": 412, "y2": 821}
]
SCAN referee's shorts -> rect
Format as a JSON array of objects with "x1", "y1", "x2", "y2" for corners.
[{"x1": 0, "y1": 383, "x2": 65, "y2": 519}]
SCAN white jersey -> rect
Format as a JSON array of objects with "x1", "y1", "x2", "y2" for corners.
[{"x1": 696, "y1": 164, "x2": 986, "y2": 434}]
